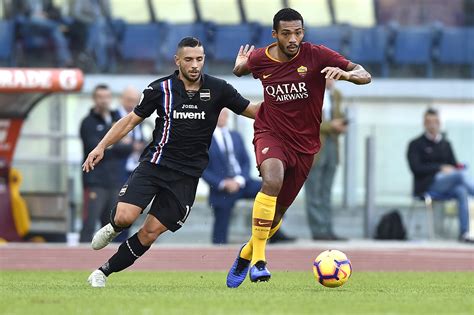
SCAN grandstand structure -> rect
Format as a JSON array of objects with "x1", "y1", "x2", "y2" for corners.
[{"x1": 0, "y1": 0, "x2": 472, "y2": 77}]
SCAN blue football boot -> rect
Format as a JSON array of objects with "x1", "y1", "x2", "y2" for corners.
[
  {"x1": 249, "y1": 260, "x2": 271, "y2": 282},
  {"x1": 226, "y1": 244, "x2": 251, "y2": 288}
]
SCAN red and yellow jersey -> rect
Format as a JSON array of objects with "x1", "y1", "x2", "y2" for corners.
[{"x1": 247, "y1": 42, "x2": 349, "y2": 154}]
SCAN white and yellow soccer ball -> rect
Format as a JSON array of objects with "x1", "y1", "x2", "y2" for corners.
[{"x1": 313, "y1": 249, "x2": 352, "y2": 288}]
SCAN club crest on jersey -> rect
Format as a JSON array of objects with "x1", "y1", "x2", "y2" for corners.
[
  {"x1": 200, "y1": 89, "x2": 211, "y2": 101},
  {"x1": 297, "y1": 65, "x2": 308, "y2": 77}
]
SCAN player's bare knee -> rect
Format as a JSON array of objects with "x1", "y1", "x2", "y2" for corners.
[
  {"x1": 261, "y1": 177, "x2": 283, "y2": 196},
  {"x1": 114, "y1": 211, "x2": 134, "y2": 227}
]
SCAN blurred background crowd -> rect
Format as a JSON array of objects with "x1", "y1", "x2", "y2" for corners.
[{"x1": 0, "y1": 0, "x2": 473, "y2": 77}]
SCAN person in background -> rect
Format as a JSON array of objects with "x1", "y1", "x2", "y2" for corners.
[
  {"x1": 118, "y1": 86, "x2": 146, "y2": 181},
  {"x1": 69, "y1": 0, "x2": 115, "y2": 71},
  {"x1": 13, "y1": 0, "x2": 73, "y2": 67},
  {"x1": 79, "y1": 84, "x2": 133, "y2": 242},
  {"x1": 407, "y1": 108, "x2": 474, "y2": 243},
  {"x1": 203, "y1": 109, "x2": 295, "y2": 244},
  {"x1": 304, "y1": 79, "x2": 347, "y2": 241},
  {"x1": 114, "y1": 86, "x2": 145, "y2": 242}
]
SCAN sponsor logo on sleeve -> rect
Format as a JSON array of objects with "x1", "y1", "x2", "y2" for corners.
[{"x1": 119, "y1": 185, "x2": 128, "y2": 196}]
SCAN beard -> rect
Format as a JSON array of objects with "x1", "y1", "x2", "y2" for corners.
[
  {"x1": 277, "y1": 41, "x2": 299, "y2": 59},
  {"x1": 179, "y1": 66, "x2": 201, "y2": 82}
]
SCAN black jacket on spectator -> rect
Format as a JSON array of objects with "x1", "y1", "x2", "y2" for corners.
[
  {"x1": 407, "y1": 133, "x2": 457, "y2": 196},
  {"x1": 80, "y1": 108, "x2": 132, "y2": 188}
]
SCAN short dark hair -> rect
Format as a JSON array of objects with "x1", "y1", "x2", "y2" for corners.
[
  {"x1": 273, "y1": 8, "x2": 304, "y2": 31},
  {"x1": 92, "y1": 84, "x2": 110, "y2": 97},
  {"x1": 424, "y1": 108, "x2": 439, "y2": 116},
  {"x1": 177, "y1": 37, "x2": 202, "y2": 50}
]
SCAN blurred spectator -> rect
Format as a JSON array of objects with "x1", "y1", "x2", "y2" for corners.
[
  {"x1": 203, "y1": 109, "x2": 295, "y2": 244},
  {"x1": 13, "y1": 0, "x2": 73, "y2": 66},
  {"x1": 304, "y1": 79, "x2": 347, "y2": 241},
  {"x1": 376, "y1": 0, "x2": 465, "y2": 26},
  {"x1": 118, "y1": 86, "x2": 146, "y2": 181},
  {"x1": 407, "y1": 108, "x2": 474, "y2": 243},
  {"x1": 79, "y1": 84, "x2": 133, "y2": 242},
  {"x1": 113, "y1": 86, "x2": 145, "y2": 243},
  {"x1": 70, "y1": 0, "x2": 116, "y2": 72}
]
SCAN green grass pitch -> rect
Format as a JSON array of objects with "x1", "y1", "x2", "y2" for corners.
[{"x1": 1, "y1": 271, "x2": 473, "y2": 315}]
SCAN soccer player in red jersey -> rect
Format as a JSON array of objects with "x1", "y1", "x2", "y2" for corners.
[{"x1": 226, "y1": 8, "x2": 371, "y2": 288}]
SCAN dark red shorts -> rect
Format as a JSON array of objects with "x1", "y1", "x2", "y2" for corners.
[{"x1": 253, "y1": 131, "x2": 314, "y2": 208}]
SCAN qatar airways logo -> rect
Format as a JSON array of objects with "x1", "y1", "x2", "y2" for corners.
[{"x1": 265, "y1": 82, "x2": 309, "y2": 102}]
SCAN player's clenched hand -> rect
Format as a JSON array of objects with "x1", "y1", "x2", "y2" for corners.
[
  {"x1": 321, "y1": 67, "x2": 350, "y2": 81},
  {"x1": 235, "y1": 44, "x2": 254, "y2": 67},
  {"x1": 82, "y1": 147, "x2": 105, "y2": 173}
]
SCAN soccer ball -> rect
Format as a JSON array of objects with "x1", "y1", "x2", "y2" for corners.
[{"x1": 313, "y1": 249, "x2": 352, "y2": 288}]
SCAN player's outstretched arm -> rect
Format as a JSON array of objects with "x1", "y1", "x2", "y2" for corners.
[
  {"x1": 82, "y1": 112, "x2": 143, "y2": 173},
  {"x1": 233, "y1": 44, "x2": 254, "y2": 77},
  {"x1": 321, "y1": 62, "x2": 371, "y2": 85},
  {"x1": 240, "y1": 101, "x2": 262, "y2": 119}
]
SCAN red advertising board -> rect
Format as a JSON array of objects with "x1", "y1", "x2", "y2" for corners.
[{"x1": 0, "y1": 68, "x2": 84, "y2": 93}]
